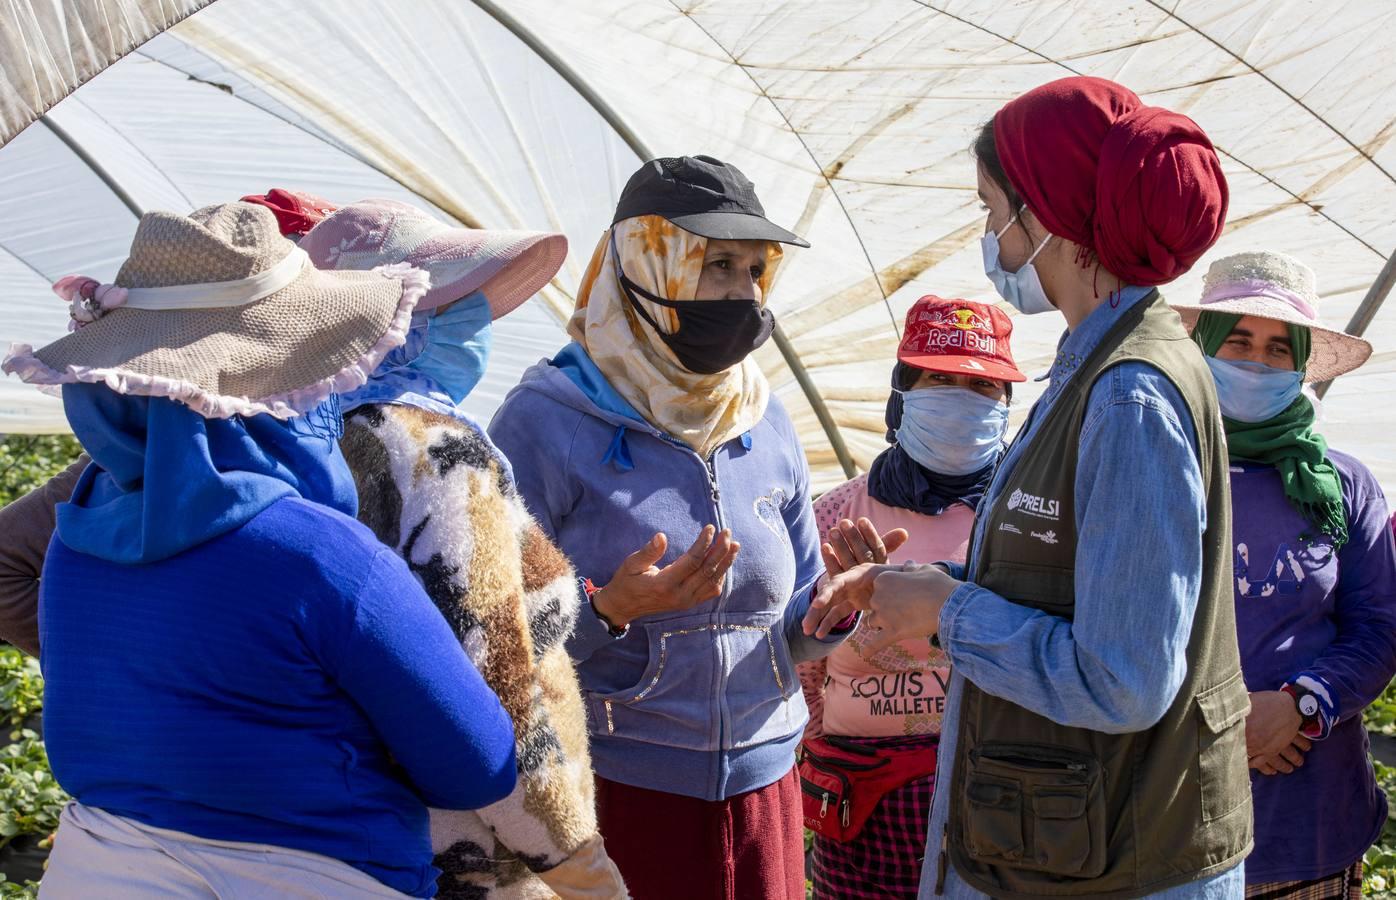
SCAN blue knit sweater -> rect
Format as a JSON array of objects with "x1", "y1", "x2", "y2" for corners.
[{"x1": 39, "y1": 497, "x2": 518, "y2": 897}]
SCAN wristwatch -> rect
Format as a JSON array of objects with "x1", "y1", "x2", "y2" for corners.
[
  {"x1": 1280, "y1": 681, "x2": 1322, "y2": 737},
  {"x1": 581, "y1": 577, "x2": 628, "y2": 638}
]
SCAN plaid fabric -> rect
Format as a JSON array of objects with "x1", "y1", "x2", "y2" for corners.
[
  {"x1": 1246, "y1": 859, "x2": 1363, "y2": 900},
  {"x1": 810, "y1": 771, "x2": 934, "y2": 900}
]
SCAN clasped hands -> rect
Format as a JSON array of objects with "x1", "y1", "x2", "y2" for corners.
[
  {"x1": 800, "y1": 517, "x2": 962, "y2": 654},
  {"x1": 1245, "y1": 689, "x2": 1312, "y2": 776}
]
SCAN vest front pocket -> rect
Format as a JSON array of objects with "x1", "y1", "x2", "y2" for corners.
[
  {"x1": 965, "y1": 774, "x2": 1024, "y2": 862},
  {"x1": 963, "y1": 743, "x2": 1106, "y2": 878},
  {"x1": 1195, "y1": 672, "x2": 1251, "y2": 822}
]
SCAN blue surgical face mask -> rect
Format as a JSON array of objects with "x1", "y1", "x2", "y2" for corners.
[
  {"x1": 1203, "y1": 356, "x2": 1303, "y2": 423},
  {"x1": 981, "y1": 206, "x2": 1055, "y2": 315},
  {"x1": 895, "y1": 386, "x2": 1009, "y2": 476},
  {"x1": 405, "y1": 290, "x2": 493, "y2": 405}
]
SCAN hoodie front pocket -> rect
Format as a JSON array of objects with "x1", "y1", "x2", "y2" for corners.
[
  {"x1": 725, "y1": 623, "x2": 801, "y2": 749},
  {"x1": 589, "y1": 615, "x2": 719, "y2": 751}
]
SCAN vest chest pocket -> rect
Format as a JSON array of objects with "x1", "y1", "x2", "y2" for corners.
[
  {"x1": 1195, "y1": 673, "x2": 1251, "y2": 822},
  {"x1": 963, "y1": 743, "x2": 1106, "y2": 878}
]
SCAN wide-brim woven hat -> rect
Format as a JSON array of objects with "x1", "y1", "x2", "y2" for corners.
[
  {"x1": 300, "y1": 198, "x2": 567, "y2": 318},
  {"x1": 2, "y1": 202, "x2": 428, "y2": 419},
  {"x1": 1172, "y1": 249, "x2": 1372, "y2": 383}
]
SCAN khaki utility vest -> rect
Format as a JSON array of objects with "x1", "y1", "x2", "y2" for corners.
[{"x1": 947, "y1": 293, "x2": 1252, "y2": 899}]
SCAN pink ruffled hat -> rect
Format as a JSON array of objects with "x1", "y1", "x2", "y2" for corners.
[{"x1": 301, "y1": 199, "x2": 567, "y2": 318}]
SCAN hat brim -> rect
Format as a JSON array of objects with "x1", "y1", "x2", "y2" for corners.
[
  {"x1": 666, "y1": 211, "x2": 810, "y2": 248},
  {"x1": 3, "y1": 263, "x2": 428, "y2": 419},
  {"x1": 898, "y1": 351, "x2": 1027, "y2": 383},
  {"x1": 1171, "y1": 297, "x2": 1372, "y2": 383},
  {"x1": 410, "y1": 229, "x2": 568, "y2": 319},
  {"x1": 475, "y1": 232, "x2": 568, "y2": 320}
]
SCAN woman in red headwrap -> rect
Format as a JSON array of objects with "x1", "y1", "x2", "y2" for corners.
[{"x1": 805, "y1": 77, "x2": 1249, "y2": 898}]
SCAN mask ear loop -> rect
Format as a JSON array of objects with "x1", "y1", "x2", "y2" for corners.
[
  {"x1": 998, "y1": 204, "x2": 1051, "y2": 267},
  {"x1": 1024, "y1": 232, "x2": 1052, "y2": 264},
  {"x1": 610, "y1": 230, "x2": 680, "y2": 337},
  {"x1": 992, "y1": 205, "x2": 1023, "y2": 241}
]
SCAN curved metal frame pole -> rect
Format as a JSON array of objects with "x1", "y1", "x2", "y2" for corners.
[
  {"x1": 771, "y1": 322, "x2": 856, "y2": 476},
  {"x1": 39, "y1": 116, "x2": 144, "y2": 219},
  {"x1": 1315, "y1": 246, "x2": 1396, "y2": 399},
  {"x1": 468, "y1": 0, "x2": 857, "y2": 477}
]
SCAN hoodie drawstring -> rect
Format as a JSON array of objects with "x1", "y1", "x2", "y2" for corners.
[{"x1": 603, "y1": 425, "x2": 634, "y2": 472}]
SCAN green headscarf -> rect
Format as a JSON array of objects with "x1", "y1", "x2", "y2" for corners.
[{"x1": 1193, "y1": 311, "x2": 1347, "y2": 548}]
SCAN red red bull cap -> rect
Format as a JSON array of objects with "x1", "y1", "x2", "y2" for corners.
[{"x1": 897, "y1": 295, "x2": 1026, "y2": 383}]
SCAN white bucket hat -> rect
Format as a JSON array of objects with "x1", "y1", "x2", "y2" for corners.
[
  {"x1": 2, "y1": 202, "x2": 428, "y2": 418},
  {"x1": 1172, "y1": 250, "x2": 1373, "y2": 383}
]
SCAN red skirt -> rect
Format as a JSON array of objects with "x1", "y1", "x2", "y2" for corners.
[{"x1": 595, "y1": 767, "x2": 806, "y2": 900}]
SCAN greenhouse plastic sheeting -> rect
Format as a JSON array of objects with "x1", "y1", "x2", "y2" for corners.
[{"x1": 2, "y1": 0, "x2": 1393, "y2": 495}]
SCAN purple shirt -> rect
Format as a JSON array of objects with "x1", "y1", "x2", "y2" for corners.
[{"x1": 1231, "y1": 450, "x2": 1396, "y2": 883}]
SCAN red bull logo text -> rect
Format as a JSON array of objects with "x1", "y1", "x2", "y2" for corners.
[{"x1": 905, "y1": 307, "x2": 997, "y2": 354}]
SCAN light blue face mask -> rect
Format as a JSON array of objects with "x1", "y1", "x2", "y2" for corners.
[
  {"x1": 895, "y1": 386, "x2": 1009, "y2": 476},
  {"x1": 1203, "y1": 356, "x2": 1303, "y2": 423},
  {"x1": 405, "y1": 290, "x2": 493, "y2": 404},
  {"x1": 981, "y1": 206, "x2": 1055, "y2": 315}
]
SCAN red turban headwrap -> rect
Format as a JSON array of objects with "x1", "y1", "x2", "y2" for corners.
[{"x1": 993, "y1": 77, "x2": 1228, "y2": 286}]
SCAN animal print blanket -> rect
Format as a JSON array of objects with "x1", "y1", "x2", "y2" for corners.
[{"x1": 341, "y1": 404, "x2": 626, "y2": 899}]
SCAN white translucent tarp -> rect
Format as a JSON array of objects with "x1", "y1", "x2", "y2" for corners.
[{"x1": 2, "y1": 0, "x2": 1393, "y2": 497}]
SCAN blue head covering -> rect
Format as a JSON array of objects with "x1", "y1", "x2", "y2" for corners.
[
  {"x1": 57, "y1": 383, "x2": 357, "y2": 565},
  {"x1": 337, "y1": 290, "x2": 513, "y2": 482},
  {"x1": 338, "y1": 291, "x2": 492, "y2": 420}
]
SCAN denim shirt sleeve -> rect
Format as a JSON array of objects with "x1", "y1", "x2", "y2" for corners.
[
  {"x1": 939, "y1": 363, "x2": 1205, "y2": 733},
  {"x1": 1295, "y1": 459, "x2": 1396, "y2": 725},
  {"x1": 779, "y1": 424, "x2": 847, "y2": 664}
]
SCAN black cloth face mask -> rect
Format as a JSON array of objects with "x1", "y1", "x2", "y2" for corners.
[{"x1": 616, "y1": 267, "x2": 775, "y2": 375}]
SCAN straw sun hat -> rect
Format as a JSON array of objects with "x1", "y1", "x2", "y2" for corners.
[
  {"x1": 2, "y1": 202, "x2": 428, "y2": 418},
  {"x1": 301, "y1": 198, "x2": 567, "y2": 319},
  {"x1": 1172, "y1": 250, "x2": 1372, "y2": 383}
]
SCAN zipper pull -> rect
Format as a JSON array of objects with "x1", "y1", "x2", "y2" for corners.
[
  {"x1": 820, "y1": 792, "x2": 830, "y2": 818},
  {"x1": 840, "y1": 799, "x2": 850, "y2": 828},
  {"x1": 935, "y1": 825, "x2": 948, "y2": 895}
]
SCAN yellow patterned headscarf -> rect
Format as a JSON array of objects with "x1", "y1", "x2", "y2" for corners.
[{"x1": 568, "y1": 215, "x2": 781, "y2": 459}]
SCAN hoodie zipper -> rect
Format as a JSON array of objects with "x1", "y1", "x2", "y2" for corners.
[
  {"x1": 579, "y1": 388, "x2": 737, "y2": 791},
  {"x1": 702, "y1": 451, "x2": 731, "y2": 775},
  {"x1": 703, "y1": 454, "x2": 724, "y2": 530}
]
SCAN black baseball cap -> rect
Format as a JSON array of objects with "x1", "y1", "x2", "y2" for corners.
[{"x1": 612, "y1": 155, "x2": 810, "y2": 248}]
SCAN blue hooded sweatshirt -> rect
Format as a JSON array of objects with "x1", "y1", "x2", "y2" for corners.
[
  {"x1": 41, "y1": 386, "x2": 517, "y2": 897},
  {"x1": 489, "y1": 345, "x2": 847, "y2": 801}
]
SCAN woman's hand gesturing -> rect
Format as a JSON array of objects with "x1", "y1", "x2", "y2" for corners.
[{"x1": 591, "y1": 526, "x2": 739, "y2": 629}]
